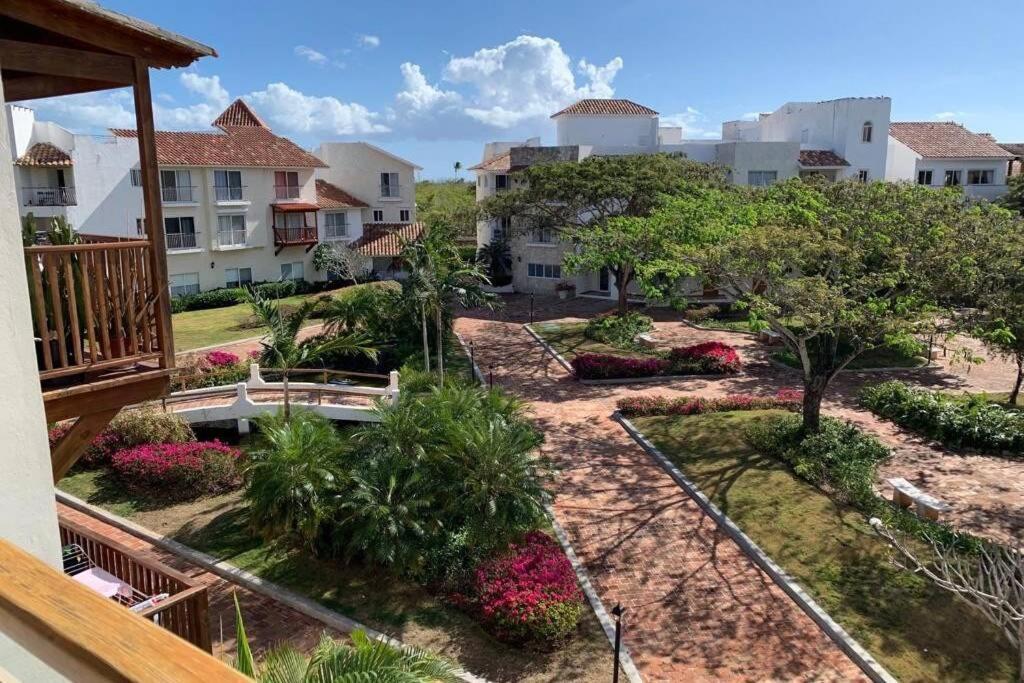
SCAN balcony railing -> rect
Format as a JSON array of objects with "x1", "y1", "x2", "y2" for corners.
[
  {"x1": 274, "y1": 184, "x2": 301, "y2": 200},
  {"x1": 380, "y1": 184, "x2": 402, "y2": 198},
  {"x1": 160, "y1": 185, "x2": 196, "y2": 203},
  {"x1": 273, "y1": 226, "x2": 317, "y2": 245},
  {"x1": 25, "y1": 241, "x2": 165, "y2": 382},
  {"x1": 213, "y1": 185, "x2": 246, "y2": 201},
  {"x1": 23, "y1": 186, "x2": 77, "y2": 206},
  {"x1": 217, "y1": 228, "x2": 247, "y2": 248},
  {"x1": 165, "y1": 232, "x2": 198, "y2": 250},
  {"x1": 58, "y1": 513, "x2": 211, "y2": 652}
]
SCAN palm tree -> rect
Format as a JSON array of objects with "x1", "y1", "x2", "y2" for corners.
[
  {"x1": 232, "y1": 593, "x2": 461, "y2": 682},
  {"x1": 453, "y1": 161, "x2": 462, "y2": 178},
  {"x1": 243, "y1": 289, "x2": 376, "y2": 419},
  {"x1": 476, "y1": 238, "x2": 512, "y2": 284}
]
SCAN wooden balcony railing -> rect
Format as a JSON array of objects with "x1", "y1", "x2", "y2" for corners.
[
  {"x1": 273, "y1": 226, "x2": 317, "y2": 245},
  {"x1": 58, "y1": 514, "x2": 211, "y2": 652},
  {"x1": 25, "y1": 241, "x2": 165, "y2": 381}
]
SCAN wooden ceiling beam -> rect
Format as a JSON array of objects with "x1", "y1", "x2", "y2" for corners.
[
  {"x1": 1, "y1": 73, "x2": 125, "y2": 102},
  {"x1": 0, "y1": 39, "x2": 134, "y2": 84}
]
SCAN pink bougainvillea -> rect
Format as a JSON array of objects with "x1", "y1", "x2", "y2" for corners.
[
  {"x1": 47, "y1": 424, "x2": 123, "y2": 468},
  {"x1": 668, "y1": 341, "x2": 742, "y2": 374},
  {"x1": 204, "y1": 350, "x2": 240, "y2": 367},
  {"x1": 617, "y1": 388, "x2": 802, "y2": 417},
  {"x1": 571, "y1": 353, "x2": 669, "y2": 380},
  {"x1": 469, "y1": 531, "x2": 584, "y2": 644},
  {"x1": 570, "y1": 341, "x2": 742, "y2": 380},
  {"x1": 111, "y1": 441, "x2": 241, "y2": 498}
]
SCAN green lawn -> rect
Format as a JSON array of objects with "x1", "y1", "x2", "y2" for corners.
[
  {"x1": 772, "y1": 345, "x2": 928, "y2": 371},
  {"x1": 531, "y1": 322, "x2": 651, "y2": 359},
  {"x1": 173, "y1": 282, "x2": 391, "y2": 352},
  {"x1": 57, "y1": 468, "x2": 613, "y2": 682},
  {"x1": 631, "y1": 410, "x2": 1017, "y2": 683},
  {"x1": 944, "y1": 390, "x2": 1024, "y2": 408}
]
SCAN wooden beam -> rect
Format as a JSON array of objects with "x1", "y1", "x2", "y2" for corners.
[
  {"x1": 51, "y1": 410, "x2": 119, "y2": 482},
  {"x1": 43, "y1": 372, "x2": 170, "y2": 423},
  {"x1": 1, "y1": 73, "x2": 123, "y2": 102},
  {"x1": 132, "y1": 59, "x2": 175, "y2": 370},
  {"x1": 0, "y1": 39, "x2": 133, "y2": 84}
]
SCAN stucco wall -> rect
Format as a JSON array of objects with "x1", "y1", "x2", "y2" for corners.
[
  {"x1": 715, "y1": 141, "x2": 800, "y2": 185},
  {"x1": 555, "y1": 115, "x2": 658, "y2": 152},
  {"x1": 315, "y1": 142, "x2": 417, "y2": 224}
]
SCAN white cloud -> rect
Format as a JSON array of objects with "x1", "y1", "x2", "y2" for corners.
[
  {"x1": 358, "y1": 34, "x2": 380, "y2": 48},
  {"x1": 180, "y1": 73, "x2": 229, "y2": 108},
  {"x1": 294, "y1": 45, "x2": 328, "y2": 65},
  {"x1": 934, "y1": 111, "x2": 967, "y2": 120},
  {"x1": 154, "y1": 73, "x2": 230, "y2": 128},
  {"x1": 741, "y1": 111, "x2": 761, "y2": 121},
  {"x1": 395, "y1": 62, "x2": 461, "y2": 114},
  {"x1": 661, "y1": 107, "x2": 720, "y2": 139},
  {"x1": 244, "y1": 82, "x2": 389, "y2": 135},
  {"x1": 26, "y1": 91, "x2": 136, "y2": 132}
]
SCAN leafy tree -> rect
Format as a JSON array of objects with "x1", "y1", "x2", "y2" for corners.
[
  {"x1": 1000, "y1": 173, "x2": 1024, "y2": 216},
  {"x1": 415, "y1": 179, "x2": 477, "y2": 239},
  {"x1": 705, "y1": 180, "x2": 979, "y2": 432},
  {"x1": 311, "y1": 242, "x2": 362, "y2": 283},
  {"x1": 453, "y1": 160, "x2": 462, "y2": 177},
  {"x1": 475, "y1": 237, "x2": 512, "y2": 284},
  {"x1": 482, "y1": 153, "x2": 726, "y2": 314},
  {"x1": 244, "y1": 289, "x2": 376, "y2": 419}
]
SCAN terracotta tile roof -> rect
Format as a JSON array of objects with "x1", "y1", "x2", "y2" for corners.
[
  {"x1": 550, "y1": 99, "x2": 658, "y2": 118},
  {"x1": 110, "y1": 101, "x2": 326, "y2": 168},
  {"x1": 213, "y1": 99, "x2": 268, "y2": 129},
  {"x1": 469, "y1": 152, "x2": 512, "y2": 172},
  {"x1": 1000, "y1": 143, "x2": 1024, "y2": 157},
  {"x1": 315, "y1": 179, "x2": 368, "y2": 209},
  {"x1": 15, "y1": 142, "x2": 72, "y2": 167},
  {"x1": 889, "y1": 122, "x2": 1013, "y2": 159},
  {"x1": 798, "y1": 150, "x2": 850, "y2": 167},
  {"x1": 271, "y1": 202, "x2": 319, "y2": 212},
  {"x1": 352, "y1": 222, "x2": 424, "y2": 257}
]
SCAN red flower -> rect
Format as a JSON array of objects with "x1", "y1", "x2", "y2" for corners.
[{"x1": 204, "y1": 351, "x2": 240, "y2": 367}]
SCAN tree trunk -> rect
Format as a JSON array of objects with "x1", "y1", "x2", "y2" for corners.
[
  {"x1": 1009, "y1": 357, "x2": 1024, "y2": 407},
  {"x1": 435, "y1": 308, "x2": 445, "y2": 387},
  {"x1": 614, "y1": 266, "x2": 631, "y2": 316},
  {"x1": 420, "y1": 305, "x2": 430, "y2": 372},
  {"x1": 283, "y1": 371, "x2": 290, "y2": 421},
  {"x1": 801, "y1": 375, "x2": 828, "y2": 434}
]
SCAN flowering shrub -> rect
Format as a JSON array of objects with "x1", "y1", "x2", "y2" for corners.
[
  {"x1": 668, "y1": 341, "x2": 741, "y2": 374},
  {"x1": 204, "y1": 350, "x2": 240, "y2": 367},
  {"x1": 470, "y1": 531, "x2": 583, "y2": 645},
  {"x1": 571, "y1": 353, "x2": 669, "y2": 380},
  {"x1": 47, "y1": 424, "x2": 122, "y2": 468},
  {"x1": 48, "y1": 409, "x2": 194, "y2": 469},
  {"x1": 617, "y1": 389, "x2": 802, "y2": 417},
  {"x1": 111, "y1": 441, "x2": 241, "y2": 498}
]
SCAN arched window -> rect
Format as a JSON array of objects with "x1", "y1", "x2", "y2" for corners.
[{"x1": 862, "y1": 121, "x2": 873, "y2": 143}]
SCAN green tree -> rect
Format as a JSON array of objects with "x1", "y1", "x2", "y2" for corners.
[
  {"x1": 1000, "y1": 173, "x2": 1024, "y2": 216},
  {"x1": 475, "y1": 237, "x2": 512, "y2": 284},
  {"x1": 415, "y1": 179, "x2": 477, "y2": 239},
  {"x1": 482, "y1": 153, "x2": 726, "y2": 315},
  {"x1": 453, "y1": 160, "x2": 462, "y2": 177},
  {"x1": 244, "y1": 289, "x2": 376, "y2": 419},
  {"x1": 706, "y1": 180, "x2": 978, "y2": 432}
]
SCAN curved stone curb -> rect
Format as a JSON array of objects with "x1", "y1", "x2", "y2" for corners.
[
  {"x1": 613, "y1": 413, "x2": 898, "y2": 683},
  {"x1": 522, "y1": 323, "x2": 576, "y2": 375},
  {"x1": 56, "y1": 491, "x2": 489, "y2": 683},
  {"x1": 767, "y1": 356, "x2": 935, "y2": 375},
  {"x1": 454, "y1": 331, "x2": 643, "y2": 682},
  {"x1": 679, "y1": 318, "x2": 761, "y2": 337}
]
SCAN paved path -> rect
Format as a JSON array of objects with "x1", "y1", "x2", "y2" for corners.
[{"x1": 455, "y1": 311, "x2": 865, "y2": 682}]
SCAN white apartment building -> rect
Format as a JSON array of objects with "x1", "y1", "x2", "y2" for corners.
[
  {"x1": 886, "y1": 122, "x2": 1013, "y2": 200},
  {"x1": 9, "y1": 101, "x2": 424, "y2": 296}
]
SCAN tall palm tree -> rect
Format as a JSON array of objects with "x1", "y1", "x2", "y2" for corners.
[
  {"x1": 453, "y1": 160, "x2": 462, "y2": 178},
  {"x1": 243, "y1": 289, "x2": 376, "y2": 419}
]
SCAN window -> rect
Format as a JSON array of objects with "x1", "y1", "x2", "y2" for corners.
[
  {"x1": 129, "y1": 169, "x2": 143, "y2": 187},
  {"x1": 160, "y1": 169, "x2": 193, "y2": 202},
  {"x1": 225, "y1": 267, "x2": 252, "y2": 288},
  {"x1": 917, "y1": 170, "x2": 933, "y2": 185},
  {"x1": 284, "y1": 212, "x2": 305, "y2": 230},
  {"x1": 747, "y1": 170, "x2": 777, "y2": 187},
  {"x1": 862, "y1": 121, "x2": 873, "y2": 143},
  {"x1": 944, "y1": 169, "x2": 962, "y2": 187},
  {"x1": 281, "y1": 262, "x2": 304, "y2": 281},
  {"x1": 967, "y1": 169, "x2": 994, "y2": 185},
  {"x1": 214, "y1": 170, "x2": 243, "y2": 201},
  {"x1": 135, "y1": 218, "x2": 145, "y2": 236},
  {"x1": 495, "y1": 174, "x2": 509, "y2": 192},
  {"x1": 530, "y1": 227, "x2": 556, "y2": 244},
  {"x1": 493, "y1": 216, "x2": 511, "y2": 241},
  {"x1": 169, "y1": 273, "x2": 200, "y2": 298},
  {"x1": 164, "y1": 216, "x2": 197, "y2": 250},
  {"x1": 399, "y1": 209, "x2": 410, "y2": 222},
  {"x1": 857, "y1": 169, "x2": 869, "y2": 183},
  {"x1": 380, "y1": 172, "x2": 400, "y2": 197},
  {"x1": 217, "y1": 214, "x2": 246, "y2": 247},
  {"x1": 800, "y1": 128, "x2": 809, "y2": 144},
  {"x1": 274, "y1": 171, "x2": 300, "y2": 199},
  {"x1": 372, "y1": 209, "x2": 384, "y2": 222},
  {"x1": 324, "y1": 212, "x2": 348, "y2": 239},
  {"x1": 527, "y1": 263, "x2": 562, "y2": 279}
]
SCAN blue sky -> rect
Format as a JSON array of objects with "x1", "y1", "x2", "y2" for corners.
[{"x1": 25, "y1": 0, "x2": 1024, "y2": 179}]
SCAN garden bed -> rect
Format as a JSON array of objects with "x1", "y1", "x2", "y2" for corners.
[
  {"x1": 771, "y1": 345, "x2": 928, "y2": 371},
  {"x1": 627, "y1": 410, "x2": 1017, "y2": 682},
  {"x1": 57, "y1": 470, "x2": 615, "y2": 683}
]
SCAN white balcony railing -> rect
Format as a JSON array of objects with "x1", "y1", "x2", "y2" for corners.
[
  {"x1": 161, "y1": 185, "x2": 196, "y2": 203},
  {"x1": 274, "y1": 185, "x2": 301, "y2": 200},
  {"x1": 213, "y1": 185, "x2": 246, "y2": 201},
  {"x1": 165, "y1": 232, "x2": 198, "y2": 250},
  {"x1": 217, "y1": 229, "x2": 247, "y2": 248},
  {"x1": 380, "y1": 184, "x2": 403, "y2": 198}
]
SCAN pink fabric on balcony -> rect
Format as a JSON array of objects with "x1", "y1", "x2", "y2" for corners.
[{"x1": 72, "y1": 567, "x2": 132, "y2": 599}]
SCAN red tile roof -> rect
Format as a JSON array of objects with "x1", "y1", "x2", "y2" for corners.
[
  {"x1": 271, "y1": 202, "x2": 320, "y2": 212},
  {"x1": 110, "y1": 101, "x2": 326, "y2": 168},
  {"x1": 315, "y1": 179, "x2": 368, "y2": 209},
  {"x1": 469, "y1": 152, "x2": 512, "y2": 172},
  {"x1": 15, "y1": 142, "x2": 72, "y2": 167},
  {"x1": 797, "y1": 150, "x2": 850, "y2": 167},
  {"x1": 550, "y1": 99, "x2": 658, "y2": 118},
  {"x1": 889, "y1": 122, "x2": 1013, "y2": 159},
  {"x1": 352, "y1": 223, "x2": 424, "y2": 257}
]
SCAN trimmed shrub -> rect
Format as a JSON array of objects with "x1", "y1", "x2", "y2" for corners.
[
  {"x1": 583, "y1": 312, "x2": 653, "y2": 348},
  {"x1": 617, "y1": 389, "x2": 802, "y2": 417},
  {"x1": 571, "y1": 353, "x2": 669, "y2": 380},
  {"x1": 172, "y1": 354, "x2": 249, "y2": 391},
  {"x1": 469, "y1": 531, "x2": 583, "y2": 645},
  {"x1": 107, "y1": 408, "x2": 194, "y2": 451},
  {"x1": 204, "y1": 350, "x2": 239, "y2": 367},
  {"x1": 112, "y1": 441, "x2": 241, "y2": 498},
  {"x1": 47, "y1": 423, "x2": 121, "y2": 469},
  {"x1": 668, "y1": 341, "x2": 741, "y2": 374},
  {"x1": 683, "y1": 304, "x2": 720, "y2": 323},
  {"x1": 860, "y1": 381, "x2": 1024, "y2": 454}
]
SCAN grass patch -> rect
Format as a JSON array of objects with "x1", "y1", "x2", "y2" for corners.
[
  {"x1": 57, "y1": 468, "x2": 612, "y2": 682},
  {"x1": 531, "y1": 322, "x2": 652, "y2": 360},
  {"x1": 772, "y1": 345, "x2": 927, "y2": 371},
  {"x1": 944, "y1": 391, "x2": 1024, "y2": 409},
  {"x1": 631, "y1": 410, "x2": 1017, "y2": 683}
]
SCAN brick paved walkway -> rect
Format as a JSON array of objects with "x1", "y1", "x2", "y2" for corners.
[
  {"x1": 57, "y1": 503, "x2": 342, "y2": 660},
  {"x1": 455, "y1": 309, "x2": 865, "y2": 682}
]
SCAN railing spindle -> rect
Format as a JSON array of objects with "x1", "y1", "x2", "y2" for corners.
[
  {"x1": 27, "y1": 252, "x2": 53, "y2": 371},
  {"x1": 44, "y1": 254, "x2": 68, "y2": 368},
  {"x1": 61, "y1": 255, "x2": 82, "y2": 365},
  {"x1": 78, "y1": 252, "x2": 99, "y2": 364}
]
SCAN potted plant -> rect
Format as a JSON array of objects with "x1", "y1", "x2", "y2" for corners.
[{"x1": 555, "y1": 281, "x2": 576, "y2": 300}]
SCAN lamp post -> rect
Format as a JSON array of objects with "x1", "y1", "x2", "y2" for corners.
[
  {"x1": 611, "y1": 603, "x2": 625, "y2": 683},
  {"x1": 468, "y1": 340, "x2": 475, "y2": 379},
  {"x1": 488, "y1": 363, "x2": 495, "y2": 390},
  {"x1": 530, "y1": 292, "x2": 535, "y2": 324}
]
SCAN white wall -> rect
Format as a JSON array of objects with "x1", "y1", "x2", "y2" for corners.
[
  {"x1": 715, "y1": 141, "x2": 801, "y2": 185},
  {"x1": 315, "y1": 142, "x2": 418, "y2": 224},
  {"x1": 70, "y1": 134, "x2": 144, "y2": 236},
  {"x1": 555, "y1": 115, "x2": 659, "y2": 152},
  {"x1": 885, "y1": 137, "x2": 919, "y2": 180}
]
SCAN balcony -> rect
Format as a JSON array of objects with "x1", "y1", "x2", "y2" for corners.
[
  {"x1": 165, "y1": 231, "x2": 199, "y2": 251},
  {"x1": 213, "y1": 184, "x2": 246, "y2": 202},
  {"x1": 216, "y1": 228, "x2": 248, "y2": 248},
  {"x1": 273, "y1": 226, "x2": 317, "y2": 248},
  {"x1": 379, "y1": 183, "x2": 403, "y2": 199},
  {"x1": 160, "y1": 185, "x2": 197, "y2": 203},
  {"x1": 274, "y1": 184, "x2": 301, "y2": 200},
  {"x1": 23, "y1": 185, "x2": 77, "y2": 206}
]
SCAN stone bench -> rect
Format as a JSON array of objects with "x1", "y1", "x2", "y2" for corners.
[
  {"x1": 758, "y1": 330, "x2": 784, "y2": 346},
  {"x1": 887, "y1": 477, "x2": 952, "y2": 521},
  {"x1": 635, "y1": 333, "x2": 658, "y2": 349}
]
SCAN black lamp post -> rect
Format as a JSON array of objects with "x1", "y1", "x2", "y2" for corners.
[
  {"x1": 611, "y1": 603, "x2": 625, "y2": 683},
  {"x1": 530, "y1": 292, "x2": 535, "y2": 324},
  {"x1": 488, "y1": 363, "x2": 495, "y2": 390}
]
